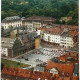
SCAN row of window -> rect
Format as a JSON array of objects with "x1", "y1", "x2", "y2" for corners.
[
  {"x1": 1, "y1": 48, "x2": 6, "y2": 50},
  {"x1": 4, "y1": 24, "x2": 22, "y2": 29},
  {"x1": 61, "y1": 45, "x2": 73, "y2": 48},
  {"x1": 44, "y1": 37, "x2": 73, "y2": 42},
  {"x1": 62, "y1": 72, "x2": 69, "y2": 76},
  {"x1": 49, "y1": 40, "x2": 60, "y2": 43},
  {"x1": 3, "y1": 21, "x2": 22, "y2": 25},
  {"x1": 44, "y1": 39, "x2": 60, "y2": 43},
  {"x1": 44, "y1": 38, "x2": 73, "y2": 43},
  {"x1": 61, "y1": 43, "x2": 73, "y2": 45},
  {"x1": 45, "y1": 35, "x2": 72, "y2": 40},
  {"x1": 44, "y1": 37, "x2": 60, "y2": 39}
]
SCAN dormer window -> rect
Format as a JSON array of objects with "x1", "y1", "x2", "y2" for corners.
[
  {"x1": 67, "y1": 72, "x2": 69, "y2": 76},
  {"x1": 62, "y1": 72, "x2": 64, "y2": 75}
]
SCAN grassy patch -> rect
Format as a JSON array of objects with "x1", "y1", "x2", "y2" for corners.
[{"x1": 1, "y1": 58, "x2": 30, "y2": 68}]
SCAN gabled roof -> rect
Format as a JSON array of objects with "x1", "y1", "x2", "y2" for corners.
[
  {"x1": 46, "y1": 60, "x2": 74, "y2": 76},
  {"x1": 2, "y1": 67, "x2": 54, "y2": 80},
  {"x1": 49, "y1": 67, "x2": 58, "y2": 72},
  {"x1": 1, "y1": 37, "x2": 23, "y2": 48},
  {"x1": 59, "y1": 55, "x2": 68, "y2": 62}
]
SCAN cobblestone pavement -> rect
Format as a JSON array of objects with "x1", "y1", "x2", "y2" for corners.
[{"x1": 1, "y1": 41, "x2": 67, "y2": 68}]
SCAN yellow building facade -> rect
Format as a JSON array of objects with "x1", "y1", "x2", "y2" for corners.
[{"x1": 35, "y1": 38, "x2": 40, "y2": 49}]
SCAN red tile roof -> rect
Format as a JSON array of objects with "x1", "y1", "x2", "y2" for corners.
[
  {"x1": 2, "y1": 67, "x2": 78, "y2": 80},
  {"x1": 42, "y1": 25, "x2": 78, "y2": 35},
  {"x1": 46, "y1": 61, "x2": 74, "y2": 76},
  {"x1": 27, "y1": 16, "x2": 55, "y2": 21},
  {"x1": 59, "y1": 55, "x2": 68, "y2": 62},
  {"x1": 57, "y1": 77, "x2": 71, "y2": 80},
  {"x1": 72, "y1": 76, "x2": 79, "y2": 80},
  {"x1": 2, "y1": 67, "x2": 55, "y2": 80},
  {"x1": 69, "y1": 31, "x2": 79, "y2": 36},
  {"x1": 45, "y1": 27, "x2": 63, "y2": 35},
  {"x1": 57, "y1": 25, "x2": 78, "y2": 31}
]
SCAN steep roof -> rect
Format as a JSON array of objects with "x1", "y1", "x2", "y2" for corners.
[
  {"x1": 46, "y1": 60, "x2": 74, "y2": 76},
  {"x1": 59, "y1": 55, "x2": 68, "y2": 62},
  {"x1": 69, "y1": 31, "x2": 79, "y2": 36},
  {"x1": 44, "y1": 27, "x2": 62, "y2": 35},
  {"x1": 2, "y1": 67, "x2": 54, "y2": 80},
  {"x1": 1, "y1": 37, "x2": 23, "y2": 48}
]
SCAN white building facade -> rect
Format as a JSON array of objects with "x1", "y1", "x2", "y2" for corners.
[
  {"x1": 60, "y1": 36, "x2": 74, "y2": 48},
  {"x1": 25, "y1": 21, "x2": 42, "y2": 32},
  {"x1": 50, "y1": 68, "x2": 58, "y2": 74},
  {"x1": 1, "y1": 47, "x2": 8, "y2": 56},
  {"x1": 41, "y1": 31, "x2": 74, "y2": 49},
  {"x1": 25, "y1": 22, "x2": 33, "y2": 32},
  {"x1": 1, "y1": 38, "x2": 14, "y2": 56},
  {"x1": 2, "y1": 16, "x2": 22, "y2": 30},
  {"x1": 43, "y1": 32, "x2": 60, "y2": 44}
]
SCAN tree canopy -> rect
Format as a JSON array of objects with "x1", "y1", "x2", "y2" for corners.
[{"x1": 1, "y1": 0, "x2": 78, "y2": 25}]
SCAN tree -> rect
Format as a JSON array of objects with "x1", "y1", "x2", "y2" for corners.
[
  {"x1": 67, "y1": 19, "x2": 78, "y2": 26},
  {"x1": 59, "y1": 4, "x2": 71, "y2": 17},
  {"x1": 1, "y1": 11, "x2": 7, "y2": 20},
  {"x1": 1, "y1": 0, "x2": 78, "y2": 21},
  {"x1": 67, "y1": 8, "x2": 78, "y2": 25},
  {"x1": 54, "y1": 19, "x2": 61, "y2": 24},
  {"x1": 7, "y1": 9, "x2": 18, "y2": 17}
]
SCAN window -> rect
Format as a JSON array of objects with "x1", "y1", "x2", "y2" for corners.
[
  {"x1": 62, "y1": 72, "x2": 64, "y2": 75},
  {"x1": 67, "y1": 72, "x2": 69, "y2": 76},
  {"x1": 68, "y1": 46, "x2": 70, "y2": 48}
]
